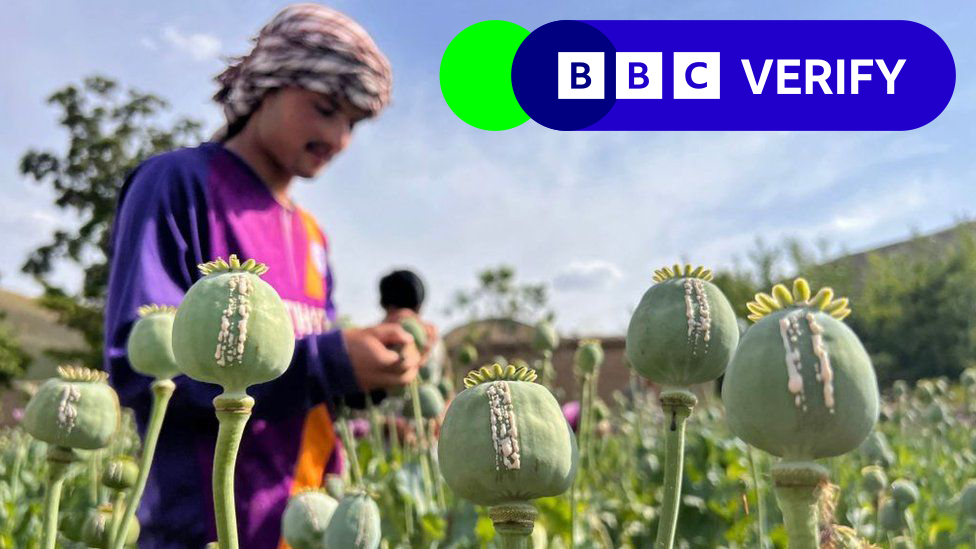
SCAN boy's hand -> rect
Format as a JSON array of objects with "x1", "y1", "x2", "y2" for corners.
[{"x1": 343, "y1": 325, "x2": 421, "y2": 391}]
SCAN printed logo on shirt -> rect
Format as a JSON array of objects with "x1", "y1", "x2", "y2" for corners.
[
  {"x1": 310, "y1": 242, "x2": 327, "y2": 278},
  {"x1": 284, "y1": 300, "x2": 332, "y2": 338}
]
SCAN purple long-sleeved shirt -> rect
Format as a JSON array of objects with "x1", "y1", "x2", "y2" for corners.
[{"x1": 104, "y1": 142, "x2": 359, "y2": 548}]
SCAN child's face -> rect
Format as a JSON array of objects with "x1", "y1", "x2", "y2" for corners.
[{"x1": 252, "y1": 87, "x2": 367, "y2": 179}]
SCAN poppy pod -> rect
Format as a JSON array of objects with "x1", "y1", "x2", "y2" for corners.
[
  {"x1": 281, "y1": 489, "x2": 339, "y2": 549},
  {"x1": 532, "y1": 320, "x2": 559, "y2": 354},
  {"x1": 404, "y1": 383, "x2": 445, "y2": 419},
  {"x1": 103, "y1": 455, "x2": 139, "y2": 491},
  {"x1": 172, "y1": 255, "x2": 294, "y2": 395},
  {"x1": 457, "y1": 343, "x2": 478, "y2": 367},
  {"x1": 323, "y1": 491, "x2": 381, "y2": 549},
  {"x1": 879, "y1": 498, "x2": 906, "y2": 533},
  {"x1": 722, "y1": 279, "x2": 878, "y2": 461},
  {"x1": 171, "y1": 256, "x2": 294, "y2": 549},
  {"x1": 23, "y1": 366, "x2": 120, "y2": 451},
  {"x1": 722, "y1": 278, "x2": 879, "y2": 549},
  {"x1": 860, "y1": 465, "x2": 887, "y2": 496},
  {"x1": 959, "y1": 480, "x2": 976, "y2": 522},
  {"x1": 625, "y1": 264, "x2": 739, "y2": 387},
  {"x1": 400, "y1": 317, "x2": 428, "y2": 353},
  {"x1": 860, "y1": 430, "x2": 895, "y2": 467},
  {"x1": 126, "y1": 305, "x2": 181, "y2": 380},
  {"x1": 890, "y1": 480, "x2": 919, "y2": 508},
  {"x1": 574, "y1": 339, "x2": 604, "y2": 375},
  {"x1": 82, "y1": 504, "x2": 139, "y2": 548},
  {"x1": 624, "y1": 264, "x2": 737, "y2": 549},
  {"x1": 438, "y1": 364, "x2": 578, "y2": 507}
]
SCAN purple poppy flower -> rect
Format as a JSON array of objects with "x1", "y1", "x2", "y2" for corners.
[
  {"x1": 349, "y1": 417, "x2": 371, "y2": 439},
  {"x1": 562, "y1": 400, "x2": 581, "y2": 432}
]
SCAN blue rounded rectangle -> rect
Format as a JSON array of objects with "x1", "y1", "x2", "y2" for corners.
[{"x1": 575, "y1": 20, "x2": 955, "y2": 131}]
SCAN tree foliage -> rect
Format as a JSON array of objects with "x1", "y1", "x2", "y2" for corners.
[
  {"x1": 19, "y1": 75, "x2": 202, "y2": 369},
  {"x1": 446, "y1": 265, "x2": 550, "y2": 325},
  {"x1": 710, "y1": 270, "x2": 758, "y2": 320},
  {"x1": 712, "y1": 228, "x2": 976, "y2": 385},
  {"x1": 0, "y1": 313, "x2": 31, "y2": 387},
  {"x1": 853, "y1": 232, "x2": 976, "y2": 384}
]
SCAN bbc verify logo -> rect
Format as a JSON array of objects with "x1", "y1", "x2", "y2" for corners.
[
  {"x1": 558, "y1": 52, "x2": 719, "y2": 100},
  {"x1": 503, "y1": 20, "x2": 953, "y2": 131},
  {"x1": 557, "y1": 52, "x2": 907, "y2": 100}
]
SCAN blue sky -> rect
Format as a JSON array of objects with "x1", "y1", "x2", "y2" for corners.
[{"x1": 1, "y1": 0, "x2": 973, "y2": 335}]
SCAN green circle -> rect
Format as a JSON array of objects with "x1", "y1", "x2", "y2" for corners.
[{"x1": 440, "y1": 20, "x2": 530, "y2": 131}]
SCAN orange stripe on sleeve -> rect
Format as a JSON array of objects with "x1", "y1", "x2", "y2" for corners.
[
  {"x1": 298, "y1": 209, "x2": 325, "y2": 301},
  {"x1": 290, "y1": 403, "x2": 336, "y2": 493}
]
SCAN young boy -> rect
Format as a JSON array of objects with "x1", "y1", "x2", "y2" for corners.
[{"x1": 103, "y1": 4, "x2": 419, "y2": 547}]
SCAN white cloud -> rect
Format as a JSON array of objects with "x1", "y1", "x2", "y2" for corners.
[
  {"x1": 28, "y1": 209, "x2": 58, "y2": 228},
  {"x1": 826, "y1": 182, "x2": 926, "y2": 234},
  {"x1": 0, "y1": 206, "x2": 84, "y2": 296},
  {"x1": 553, "y1": 260, "x2": 623, "y2": 292},
  {"x1": 2, "y1": 208, "x2": 61, "y2": 240},
  {"x1": 162, "y1": 26, "x2": 221, "y2": 62}
]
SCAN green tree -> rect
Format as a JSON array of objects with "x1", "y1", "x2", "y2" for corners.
[
  {"x1": 854, "y1": 232, "x2": 976, "y2": 384},
  {"x1": 0, "y1": 313, "x2": 31, "y2": 387},
  {"x1": 19, "y1": 75, "x2": 202, "y2": 369},
  {"x1": 447, "y1": 265, "x2": 550, "y2": 325},
  {"x1": 714, "y1": 227, "x2": 976, "y2": 384},
  {"x1": 745, "y1": 236, "x2": 784, "y2": 290},
  {"x1": 710, "y1": 269, "x2": 757, "y2": 319},
  {"x1": 782, "y1": 237, "x2": 859, "y2": 300}
]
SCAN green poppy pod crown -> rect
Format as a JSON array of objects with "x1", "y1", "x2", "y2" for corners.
[
  {"x1": 171, "y1": 256, "x2": 295, "y2": 395},
  {"x1": 438, "y1": 364, "x2": 578, "y2": 507},
  {"x1": 532, "y1": 319, "x2": 559, "y2": 354},
  {"x1": 23, "y1": 366, "x2": 120, "y2": 450},
  {"x1": 860, "y1": 465, "x2": 888, "y2": 496},
  {"x1": 281, "y1": 488, "x2": 339, "y2": 549},
  {"x1": 574, "y1": 339, "x2": 604, "y2": 375},
  {"x1": 890, "y1": 479, "x2": 919, "y2": 508},
  {"x1": 878, "y1": 499, "x2": 906, "y2": 533},
  {"x1": 457, "y1": 342, "x2": 478, "y2": 366},
  {"x1": 323, "y1": 491, "x2": 381, "y2": 549},
  {"x1": 400, "y1": 317, "x2": 428, "y2": 353},
  {"x1": 437, "y1": 377, "x2": 455, "y2": 400},
  {"x1": 82, "y1": 503, "x2": 139, "y2": 548},
  {"x1": 60, "y1": 510, "x2": 89, "y2": 543},
  {"x1": 722, "y1": 278, "x2": 879, "y2": 461},
  {"x1": 404, "y1": 383, "x2": 445, "y2": 419},
  {"x1": 625, "y1": 264, "x2": 739, "y2": 387},
  {"x1": 103, "y1": 455, "x2": 139, "y2": 491},
  {"x1": 860, "y1": 430, "x2": 896, "y2": 467},
  {"x1": 127, "y1": 304, "x2": 181, "y2": 380},
  {"x1": 959, "y1": 479, "x2": 976, "y2": 521}
]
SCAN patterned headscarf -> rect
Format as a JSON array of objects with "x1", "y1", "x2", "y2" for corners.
[{"x1": 213, "y1": 3, "x2": 392, "y2": 140}]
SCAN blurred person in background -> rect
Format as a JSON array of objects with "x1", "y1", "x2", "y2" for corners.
[{"x1": 379, "y1": 268, "x2": 437, "y2": 339}]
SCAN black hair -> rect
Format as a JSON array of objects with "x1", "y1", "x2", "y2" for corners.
[
  {"x1": 218, "y1": 111, "x2": 253, "y2": 143},
  {"x1": 379, "y1": 269, "x2": 426, "y2": 312}
]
